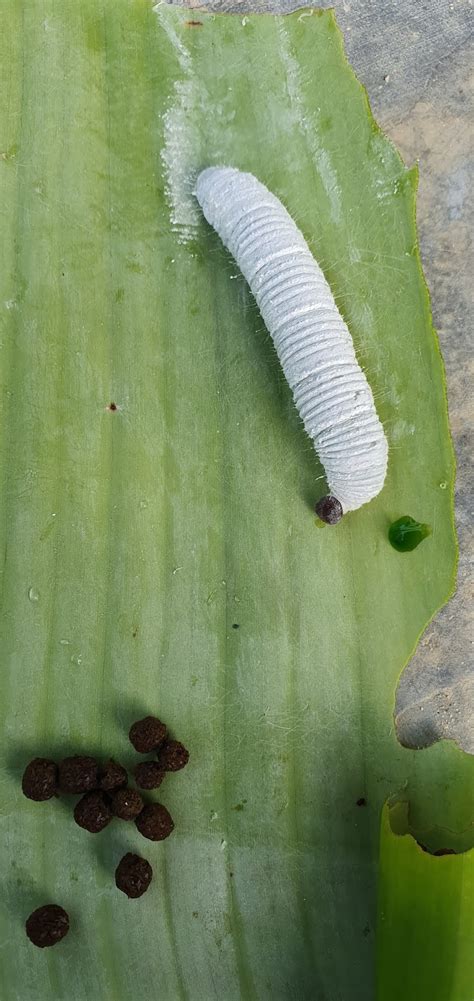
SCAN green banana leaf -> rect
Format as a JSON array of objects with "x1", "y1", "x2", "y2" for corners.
[
  {"x1": 1, "y1": 2, "x2": 472, "y2": 998},
  {"x1": 377, "y1": 803, "x2": 474, "y2": 1001}
]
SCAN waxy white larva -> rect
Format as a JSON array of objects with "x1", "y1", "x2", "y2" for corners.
[{"x1": 195, "y1": 167, "x2": 388, "y2": 522}]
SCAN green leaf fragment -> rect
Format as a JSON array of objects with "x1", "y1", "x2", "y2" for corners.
[
  {"x1": 377, "y1": 803, "x2": 474, "y2": 1001},
  {"x1": 389, "y1": 515, "x2": 432, "y2": 552}
]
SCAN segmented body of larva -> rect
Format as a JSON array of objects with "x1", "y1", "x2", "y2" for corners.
[{"x1": 195, "y1": 167, "x2": 388, "y2": 520}]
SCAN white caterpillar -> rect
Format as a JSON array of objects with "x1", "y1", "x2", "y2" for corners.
[{"x1": 195, "y1": 167, "x2": 388, "y2": 522}]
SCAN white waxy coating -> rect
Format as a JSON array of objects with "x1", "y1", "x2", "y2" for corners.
[{"x1": 195, "y1": 167, "x2": 388, "y2": 513}]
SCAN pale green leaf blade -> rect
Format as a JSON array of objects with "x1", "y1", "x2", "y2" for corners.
[
  {"x1": 0, "y1": 4, "x2": 472, "y2": 999},
  {"x1": 377, "y1": 803, "x2": 474, "y2": 1001}
]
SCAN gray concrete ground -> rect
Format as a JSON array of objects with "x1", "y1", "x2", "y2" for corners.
[{"x1": 178, "y1": 0, "x2": 474, "y2": 751}]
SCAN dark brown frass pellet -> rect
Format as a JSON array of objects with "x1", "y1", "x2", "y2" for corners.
[
  {"x1": 157, "y1": 740, "x2": 189, "y2": 772},
  {"x1": 74, "y1": 792, "x2": 112, "y2": 833},
  {"x1": 99, "y1": 759, "x2": 128, "y2": 793},
  {"x1": 315, "y1": 495, "x2": 343, "y2": 525},
  {"x1": 22, "y1": 758, "x2": 57, "y2": 801},
  {"x1": 115, "y1": 853, "x2": 153, "y2": 898},
  {"x1": 110, "y1": 787, "x2": 144, "y2": 821},
  {"x1": 129, "y1": 716, "x2": 167, "y2": 754},
  {"x1": 25, "y1": 904, "x2": 69, "y2": 948},
  {"x1": 135, "y1": 803, "x2": 174, "y2": 842},
  {"x1": 134, "y1": 761, "x2": 165, "y2": 790},
  {"x1": 58, "y1": 756, "x2": 98, "y2": 794}
]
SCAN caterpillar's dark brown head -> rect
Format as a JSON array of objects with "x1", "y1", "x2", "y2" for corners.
[{"x1": 315, "y1": 495, "x2": 343, "y2": 525}]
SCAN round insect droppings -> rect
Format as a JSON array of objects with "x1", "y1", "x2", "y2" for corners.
[
  {"x1": 22, "y1": 758, "x2": 57, "y2": 802},
  {"x1": 74, "y1": 792, "x2": 113, "y2": 833},
  {"x1": 25, "y1": 904, "x2": 69, "y2": 949},
  {"x1": 58, "y1": 755, "x2": 98, "y2": 794},
  {"x1": 115, "y1": 853, "x2": 153, "y2": 899},
  {"x1": 99, "y1": 759, "x2": 128, "y2": 793},
  {"x1": 135, "y1": 803, "x2": 174, "y2": 842},
  {"x1": 315, "y1": 495, "x2": 344, "y2": 526},
  {"x1": 110, "y1": 787, "x2": 144, "y2": 821},
  {"x1": 157, "y1": 740, "x2": 189, "y2": 772},
  {"x1": 134, "y1": 761, "x2": 165, "y2": 790},
  {"x1": 129, "y1": 716, "x2": 167, "y2": 754}
]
